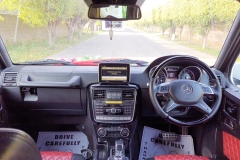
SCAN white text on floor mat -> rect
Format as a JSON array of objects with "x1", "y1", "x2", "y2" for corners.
[
  {"x1": 138, "y1": 126, "x2": 195, "y2": 160},
  {"x1": 37, "y1": 132, "x2": 89, "y2": 154}
]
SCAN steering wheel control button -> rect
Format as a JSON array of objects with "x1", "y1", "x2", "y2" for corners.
[
  {"x1": 202, "y1": 87, "x2": 210, "y2": 92},
  {"x1": 97, "y1": 128, "x2": 107, "y2": 137},
  {"x1": 200, "y1": 84, "x2": 214, "y2": 95},
  {"x1": 159, "y1": 85, "x2": 169, "y2": 94},
  {"x1": 160, "y1": 86, "x2": 169, "y2": 91}
]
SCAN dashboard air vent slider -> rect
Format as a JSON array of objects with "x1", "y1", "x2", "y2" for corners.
[
  {"x1": 217, "y1": 75, "x2": 221, "y2": 84},
  {"x1": 94, "y1": 90, "x2": 106, "y2": 99},
  {"x1": 3, "y1": 72, "x2": 18, "y2": 86},
  {"x1": 122, "y1": 90, "x2": 134, "y2": 100}
]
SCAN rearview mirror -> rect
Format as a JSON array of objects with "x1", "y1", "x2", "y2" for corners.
[{"x1": 88, "y1": 4, "x2": 141, "y2": 21}]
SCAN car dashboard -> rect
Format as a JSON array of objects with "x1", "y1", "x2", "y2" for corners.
[
  {"x1": 0, "y1": 55, "x2": 225, "y2": 160},
  {"x1": 1, "y1": 56, "x2": 224, "y2": 116}
]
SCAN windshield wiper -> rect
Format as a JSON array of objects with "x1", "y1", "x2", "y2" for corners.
[{"x1": 18, "y1": 59, "x2": 75, "y2": 65}]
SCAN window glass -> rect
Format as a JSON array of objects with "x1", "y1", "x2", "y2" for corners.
[
  {"x1": 231, "y1": 54, "x2": 240, "y2": 88},
  {"x1": 0, "y1": 0, "x2": 239, "y2": 65}
]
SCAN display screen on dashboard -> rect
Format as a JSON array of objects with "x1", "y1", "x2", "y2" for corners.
[{"x1": 99, "y1": 63, "x2": 130, "y2": 83}]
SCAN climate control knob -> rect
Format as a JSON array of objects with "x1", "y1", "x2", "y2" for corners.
[
  {"x1": 120, "y1": 128, "x2": 130, "y2": 137},
  {"x1": 97, "y1": 128, "x2": 107, "y2": 137}
]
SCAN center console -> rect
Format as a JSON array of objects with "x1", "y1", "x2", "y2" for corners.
[
  {"x1": 89, "y1": 63, "x2": 139, "y2": 160},
  {"x1": 92, "y1": 88, "x2": 136, "y2": 123},
  {"x1": 90, "y1": 84, "x2": 137, "y2": 137}
]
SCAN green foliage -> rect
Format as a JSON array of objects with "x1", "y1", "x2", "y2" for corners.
[
  {"x1": 6, "y1": 32, "x2": 96, "y2": 63},
  {"x1": 137, "y1": 0, "x2": 240, "y2": 32},
  {"x1": 152, "y1": 7, "x2": 170, "y2": 30},
  {"x1": 0, "y1": 0, "x2": 90, "y2": 47},
  {"x1": 212, "y1": 0, "x2": 240, "y2": 26},
  {"x1": 0, "y1": 0, "x2": 20, "y2": 20},
  {"x1": 0, "y1": 0, "x2": 88, "y2": 27},
  {"x1": 136, "y1": 0, "x2": 239, "y2": 48},
  {"x1": 0, "y1": 0, "x2": 20, "y2": 11},
  {"x1": 18, "y1": 0, "x2": 66, "y2": 27},
  {"x1": 63, "y1": 0, "x2": 88, "y2": 20}
]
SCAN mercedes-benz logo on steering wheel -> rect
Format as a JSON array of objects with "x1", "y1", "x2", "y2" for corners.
[{"x1": 181, "y1": 84, "x2": 193, "y2": 94}]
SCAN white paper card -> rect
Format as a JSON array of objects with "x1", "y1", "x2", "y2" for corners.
[
  {"x1": 37, "y1": 132, "x2": 89, "y2": 154},
  {"x1": 138, "y1": 126, "x2": 195, "y2": 160}
]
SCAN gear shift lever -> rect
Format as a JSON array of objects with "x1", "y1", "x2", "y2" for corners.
[
  {"x1": 107, "y1": 139, "x2": 129, "y2": 160},
  {"x1": 115, "y1": 140, "x2": 124, "y2": 158}
]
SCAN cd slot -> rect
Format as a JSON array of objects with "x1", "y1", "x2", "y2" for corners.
[{"x1": 94, "y1": 103, "x2": 133, "y2": 115}]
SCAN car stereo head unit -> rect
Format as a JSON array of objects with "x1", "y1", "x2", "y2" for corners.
[{"x1": 99, "y1": 63, "x2": 130, "y2": 84}]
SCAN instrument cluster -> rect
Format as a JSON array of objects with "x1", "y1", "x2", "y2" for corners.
[{"x1": 149, "y1": 65, "x2": 202, "y2": 85}]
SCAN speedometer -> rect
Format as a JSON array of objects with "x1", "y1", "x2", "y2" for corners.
[
  {"x1": 178, "y1": 68, "x2": 195, "y2": 80},
  {"x1": 178, "y1": 66, "x2": 202, "y2": 81},
  {"x1": 149, "y1": 65, "x2": 166, "y2": 84}
]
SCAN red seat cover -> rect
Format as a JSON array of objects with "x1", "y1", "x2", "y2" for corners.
[
  {"x1": 41, "y1": 151, "x2": 73, "y2": 160},
  {"x1": 154, "y1": 155, "x2": 209, "y2": 160},
  {"x1": 223, "y1": 131, "x2": 240, "y2": 160}
]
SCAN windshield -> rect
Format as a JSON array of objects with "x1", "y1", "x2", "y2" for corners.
[{"x1": 0, "y1": 0, "x2": 239, "y2": 66}]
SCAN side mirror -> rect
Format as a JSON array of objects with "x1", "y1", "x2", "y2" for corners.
[{"x1": 88, "y1": 4, "x2": 141, "y2": 21}]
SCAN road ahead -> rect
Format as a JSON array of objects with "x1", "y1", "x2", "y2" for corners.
[{"x1": 49, "y1": 28, "x2": 216, "y2": 65}]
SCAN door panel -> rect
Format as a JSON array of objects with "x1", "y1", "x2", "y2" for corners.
[
  {"x1": 221, "y1": 88, "x2": 240, "y2": 133},
  {"x1": 219, "y1": 79, "x2": 240, "y2": 160},
  {"x1": 0, "y1": 86, "x2": 8, "y2": 127}
]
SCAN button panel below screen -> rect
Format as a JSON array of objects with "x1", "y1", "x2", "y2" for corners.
[{"x1": 96, "y1": 116, "x2": 131, "y2": 120}]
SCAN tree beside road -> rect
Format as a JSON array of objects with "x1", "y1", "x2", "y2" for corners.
[
  {"x1": 0, "y1": 0, "x2": 89, "y2": 48},
  {"x1": 135, "y1": 0, "x2": 240, "y2": 49}
]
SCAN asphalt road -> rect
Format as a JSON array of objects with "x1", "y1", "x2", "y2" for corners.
[{"x1": 49, "y1": 28, "x2": 216, "y2": 65}]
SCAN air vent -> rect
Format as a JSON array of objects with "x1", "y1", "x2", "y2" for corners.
[
  {"x1": 122, "y1": 90, "x2": 134, "y2": 100},
  {"x1": 3, "y1": 72, "x2": 18, "y2": 86},
  {"x1": 93, "y1": 90, "x2": 106, "y2": 99},
  {"x1": 217, "y1": 75, "x2": 221, "y2": 84}
]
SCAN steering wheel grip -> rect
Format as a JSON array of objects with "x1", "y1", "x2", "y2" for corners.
[{"x1": 149, "y1": 56, "x2": 222, "y2": 126}]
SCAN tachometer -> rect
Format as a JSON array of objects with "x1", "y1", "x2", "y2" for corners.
[
  {"x1": 178, "y1": 68, "x2": 195, "y2": 80},
  {"x1": 149, "y1": 65, "x2": 166, "y2": 84}
]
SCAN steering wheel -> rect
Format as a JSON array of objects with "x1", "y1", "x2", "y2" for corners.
[{"x1": 149, "y1": 56, "x2": 222, "y2": 126}]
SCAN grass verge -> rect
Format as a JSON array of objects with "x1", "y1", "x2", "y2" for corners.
[
  {"x1": 5, "y1": 32, "x2": 97, "y2": 63},
  {"x1": 174, "y1": 41, "x2": 220, "y2": 57},
  {"x1": 158, "y1": 35, "x2": 240, "y2": 64},
  {"x1": 159, "y1": 36, "x2": 220, "y2": 57},
  {"x1": 170, "y1": 37, "x2": 240, "y2": 64}
]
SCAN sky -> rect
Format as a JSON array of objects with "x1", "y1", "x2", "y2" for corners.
[
  {"x1": 137, "y1": 0, "x2": 169, "y2": 19},
  {"x1": 141, "y1": 0, "x2": 169, "y2": 12}
]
